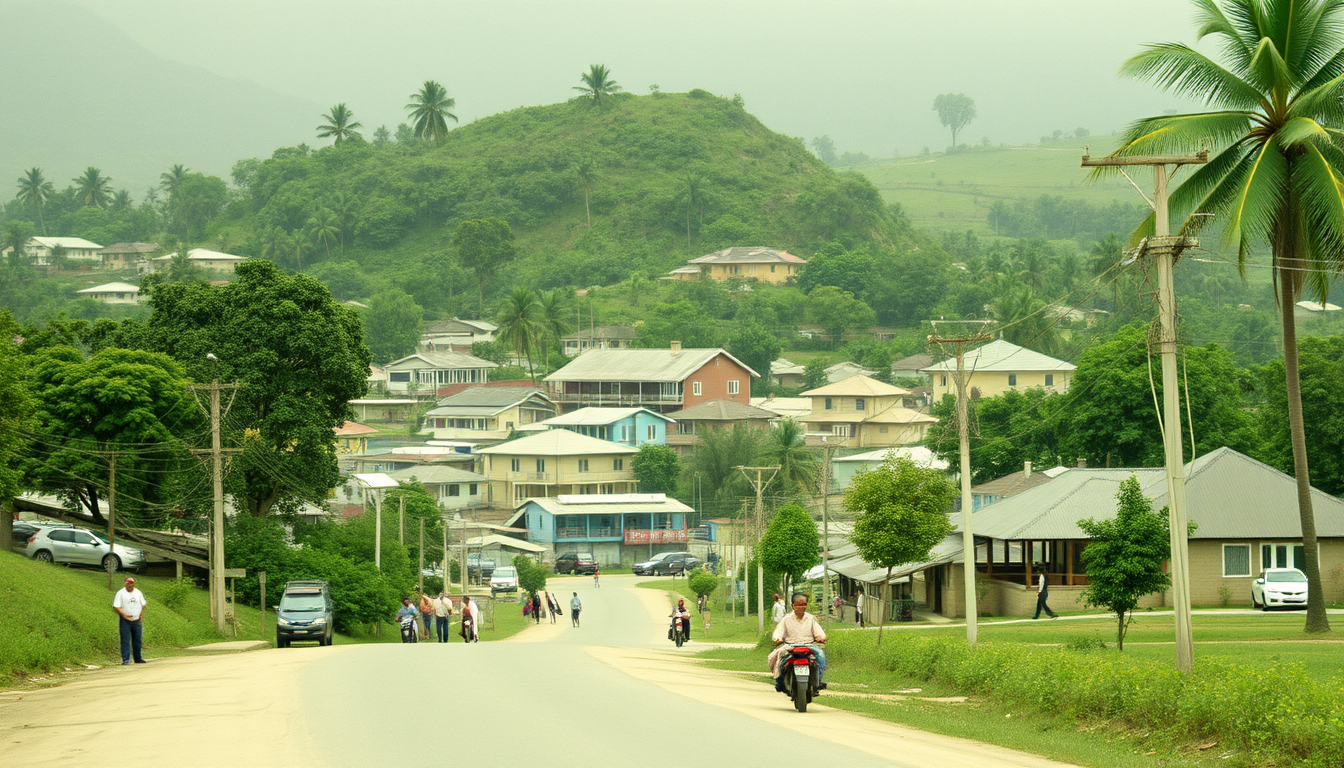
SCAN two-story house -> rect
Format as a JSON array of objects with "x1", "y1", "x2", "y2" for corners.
[
  {"x1": 666, "y1": 399, "x2": 777, "y2": 456},
  {"x1": 560, "y1": 325, "x2": 638, "y2": 356},
  {"x1": 419, "y1": 318, "x2": 497, "y2": 353},
  {"x1": 509, "y1": 493, "x2": 694, "y2": 566},
  {"x1": 99, "y1": 242, "x2": 159, "y2": 271},
  {"x1": 385, "y1": 351, "x2": 498, "y2": 392},
  {"x1": 387, "y1": 464, "x2": 489, "y2": 511},
  {"x1": 543, "y1": 343, "x2": 758, "y2": 414},
  {"x1": 673, "y1": 247, "x2": 806, "y2": 284},
  {"x1": 477, "y1": 430, "x2": 639, "y2": 505},
  {"x1": 541, "y1": 407, "x2": 673, "y2": 448},
  {"x1": 799, "y1": 375, "x2": 938, "y2": 448},
  {"x1": 145, "y1": 248, "x2": 247, "y2": 274},
  {"x1": 423, "y1": 387, "x2": 556, "y2": 443},
  {"x1": 922, "y1": 339, "x2": 1076, "y2": 400}
]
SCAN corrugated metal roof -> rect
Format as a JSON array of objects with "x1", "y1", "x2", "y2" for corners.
[
  {"x1": 770, "y1": 358, "x2": 805, "y2": 375},
  {"x1": 387, "y1": 465, "x2": 486, "y2": 484},
  {"x1": 971, "y1": 466, "x2": 1067, "y2": 498},
  {"x1": 476, "y1": 429, "x2": 638, "y2": 456},
  {"x1": 688, "y1": 247, "x2": 807, "y2": 265},
  {"x1": 800, "y1": 375, "x2": 910, "y2": 397},
  {"x1": 32, "y1": 236, "x2": 103, "y2": 249},
  {"x1": 386, "y1": 351, "x2": 498, "y2": 371},
  {"x1": 516, "y1": 494, "x2": 693, "y2": 517},
  {"x1": 669, "y1": 399, "x2": 778, "y2": 421},
  {"x1": 76, "y1": 282, "x2": 139, "y2": 293},
  {"x1": 921, "y1": 339, "x2": 1075, "y2": 373},
  {"x1": 432, "y1": 387, "x2": 546, "y2": 410},
  {"x1": 544, "y1": 407, "x2": 673, "y2": 426},
  {"x1": 100, "y1": 242, "x2": 159, "y2": 254},
  {"x1": 544, "y1": 348, "x2": 759, "y2": 382},
  {"x1": 891, "y1": 353, "x2": 933, "y2": 371},
  {"x1": 834, "y1": 446, "x2": 949, "y2": 470}
]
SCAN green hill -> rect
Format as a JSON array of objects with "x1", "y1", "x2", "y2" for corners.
[{"x1": 224, "y1": 90, "x2": 912, "y2": 317}]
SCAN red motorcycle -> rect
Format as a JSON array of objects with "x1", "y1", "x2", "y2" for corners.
[
  {"x1": 669, "y1": 614, "x2": 688, "y2": 647},
  {"x1": 780, "y1": 646, "x2": 819, "y2": 712}
]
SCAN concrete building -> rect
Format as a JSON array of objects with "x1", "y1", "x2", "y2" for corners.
[
  {"x1": 99, "y1": 242, "x2": 159, "y2": 270},
  {"x1": 673, "y1": 247, "x2": 806, "y2": 284},
  {"x1": 477, "y1": 430, "x2": 639, "y2": 505},
  {"x1": 74, "y1": 282, "x2": 140, "y2": 304},
  {"x1": 423, "y1": 387, "x2": 556, "y2": 443},
  {"x1": 922, "y1": 339, "x2": 1075, "y2": 400},
  {"x1": 509, "y1": 493, "x2": 693, "y2": 566},
  {"x1": 541, "y1": 407, "x2": 673, "y2": 448},
  {"x1": 384, "y1": 351, "x2": 497, "y2": 393},
  {"x1": 665, "y1": 399, "x2": 777, "y2": 456},
  {"x1": 560, "y1": 325, "x2": 638, "y2": 356},
  {"x1": 544, "y1": 344, "x2": 758, "y2": 413},
  {"x1": 6, "y1": 236, "x2": 103, "y2": 266},
  {"x1": 798, "y1": 375, "x2": 937, "y2": 448}
]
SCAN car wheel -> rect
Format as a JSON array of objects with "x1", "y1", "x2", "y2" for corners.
[
  {"x1": 34, "y1": 550, "x2": 54, "y2": 563},
  {"x1": 1249, "y1": 591, "x2": 1258, "y2": 609},
  {"x1": 102, "y1": 555, "x2": 121, "y2": 573}
]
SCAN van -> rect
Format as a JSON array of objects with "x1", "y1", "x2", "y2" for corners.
[{"x1": 276, "y1": 581, "x2": 334, "y2": 647}]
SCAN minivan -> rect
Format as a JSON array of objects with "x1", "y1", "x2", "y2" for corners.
[{"x1": 276, "y1": 581, "x2": 334, "y2": 647}]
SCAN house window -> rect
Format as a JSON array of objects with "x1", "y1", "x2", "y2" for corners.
[
  {"x1": 390, "y1": 371, "x2": 412, "y2": 383},
  {"x1": 855, "y1": 398, "x2": 865, "y2": 411},
  {"x1": 536, "y1": 459, "x2": 546, "y2": 473},
  {"x1": 770, "y1": 265, "x2": 776, "y2": 273},
  {"x1": 727, "y1": 380, "x2": 740, "y2": 395},
  {"x1": 831, "y1": 425, "x2": 849, "y2": 437},
  {"x1": 940, "y1": 374, "x2": 947, "y2": 386},
  {"x1": 879, "y1": 426, "x2": 889, "y2": 433},
  {"x1": 469, "y1": 484, "x2": 478, "y2": 495},
  {"x1": 1262, "y1": 542, "x2": 1309, "y2": 570},
  {"x1": 613, "y1": 458, "x2": 624, "y2": 471},
  {"x1": 578, "y1": 459, "x2": 589, "y2": 472},
  {"x1": 824, "y1": 397, "x2": 833, "y2": 410},
  {"x1": 1223, "y1": 544, "x2": 1252, "y2": 577},
  {"x1": 647, "y1": 424, "x2": 656, "y2": 440},
  {"x1": 506, "y1": 421, "x2": 514, "y2": 430},
  {"x1": 1045, "y1": 374, "x2": 1054, "y2": 387},
  {"x1": 623, "y1": 425, "x2": 633, "y2": 441},
  {"x1": 1008, "y1": 373, "x2": 1018, "y2": 387},
  {"x1": 678, "y1": 422, "x2": 695, "y2": 435},
  {"x1": 448, "y1": 484, "x2": 461, "y2": 497},
  {"x1": 692, "y1": 381, "x2": 702, "y2": 396},
  {"x1": 510, "y1": 458, "x2": 520, "y2": 472}
]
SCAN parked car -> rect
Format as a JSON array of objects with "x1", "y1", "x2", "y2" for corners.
[
  {"x1": 24, "y1": 527, "x2": 145, "y2": 571},
  {"x1": 554, "y1": 552, "x2": 598, "y2": 575},
  {"x1": 276, "y1": 581, "x2": 334, "y2": 647},
  {"x1": 633, "y1": 551, "x2": 698, "y2": 576},
  {"x1": 10, "y1": 521, "x2": 72, "y2": 551},
  {"x1": 490, "y1": 566, "x2": 519, "y2": 595},
  {"x1": 1250, "y1": 568, "x2": 1309, "y2": 610}
]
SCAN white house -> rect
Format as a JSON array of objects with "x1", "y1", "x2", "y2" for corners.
[
  {"x1": 3, "y1": 236, "x2": 104, "y2": 266},
  {"x1": 384, "y1": 351, "x2": 498, "y2": 392},
  {"x1": 75, "y1": 282, "x2": 140, "y2": 304},
  {"x1": 144, "y1": 248, "x2": 247, "y2": 274}
]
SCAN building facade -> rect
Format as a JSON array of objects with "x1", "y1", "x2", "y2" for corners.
[
  {"x1": 674, "y1": 247, "x2": 806, "y2": 284},
  {"x1": 477, "y1": 430, "x2": 639, "y2": 505},
  {"x1": 384, "y1": 351, "x2": 497, "y2": 393},
  {"x1": 510, "y1": 493, "x2": 693, "y2": 566},
  {"x1": 424, "y1": 387, "x2": 556, "y2": 442},
  {"x1": 544, "y1": 344, "x2": 758, "y2": 413},
  {"x1": 541, "y1": 407, "x2": 672, "y2": 448},
  {"x1": 922, "y1": 339, "x2": 1075, "y2": 400},
  {"x1": 799, "y1": 375, "x2": 938, "y2": 448}
]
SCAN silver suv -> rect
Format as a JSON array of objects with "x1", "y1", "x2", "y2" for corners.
[{"x1": 25, "y1": 527, "x2": 145, "y2": 571}]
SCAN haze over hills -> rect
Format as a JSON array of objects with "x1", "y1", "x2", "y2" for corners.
[{"x1": 0, "y1": 2, "x2": 319, "y2": 194}]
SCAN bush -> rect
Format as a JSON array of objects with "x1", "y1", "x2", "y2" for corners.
[
  {"x1": 1063, "y1": 635, "x2": 1108, "y2": 652},
  {"x1": 159, "y1": 578, "x2": 195, "y2": 611},
  {"x1": 688, "y1": 568, "x2": 719, "y2": 598}
]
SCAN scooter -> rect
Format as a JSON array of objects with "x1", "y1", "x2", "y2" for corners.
[
  {"x1": 668, "y1": 615, "x2": 688, "y2": 647},
  {"x1": 780, "y1": 646, "x2": 820, "y2": 712},
  {"x1": 400, "y1": 614, "x2": 418, "y2": 644}
]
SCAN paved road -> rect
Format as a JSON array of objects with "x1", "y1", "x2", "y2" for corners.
[{"x1": 0, "y1": 575, "x2": 1076, "y2": 768}]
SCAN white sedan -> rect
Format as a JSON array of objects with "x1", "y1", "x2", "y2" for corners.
[{"x1": 1250, "y1": 568, "x2": 1309, "y2": 610}]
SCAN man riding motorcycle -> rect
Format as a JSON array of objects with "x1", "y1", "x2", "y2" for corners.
[
  {"x1": 669, "y1": 598, "x2": 692, "y2": 644},
  {"x1": 768, "y1": 592, "x2": 827, "y2": 691}
]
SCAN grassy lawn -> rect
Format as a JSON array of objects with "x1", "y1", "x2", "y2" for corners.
[{"x1": 637, "y1": 578, "x2": 771, "y2": 644}]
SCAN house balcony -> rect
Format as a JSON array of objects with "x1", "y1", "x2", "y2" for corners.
[
  {"x1": 506, "y1": 470, "x2": 631, "y2": 485},
  {"x1": 549, "y1": 391, "x2": 685, "y2": 408}
]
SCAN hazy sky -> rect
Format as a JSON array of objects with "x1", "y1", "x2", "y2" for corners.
[{"x1": 76, "y1": 0, "x2": 1201, "y2": 157}]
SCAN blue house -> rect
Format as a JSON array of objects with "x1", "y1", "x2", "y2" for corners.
[
  {"x1": 508, "y1": 493, "x2": 694, "y2": 566},
  {"x1": 540, "y1": 407, "x2": 673, "y2": 448}
]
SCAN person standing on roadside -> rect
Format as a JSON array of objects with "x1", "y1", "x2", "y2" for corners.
[
  {"x1": 112, "y1": 577, "x2": 147, "y2": 665},
  {"x1": 570, "y1": 592, "x2": 582, "y2": 627},
  {"x1": 435, "y1": 591, "x2": 453, "y2": 642},
  {"x1": 856, "y1": 589, "x2": 867, "y2": 628},
  {"x1": 467, "y1": 595, "x2": 481, "y2": 641},
  {"x1": 593, "y1": 565, "x2": 600, "y2": 588},
  {"x1": 546, "y1": 592, "x2": 559, "y2": 624},
  {"x1": 770, "y1": 593, "x2": 786, "y2": 624},
  {"x1": 531, "y1": 591, "x2": 542, "y2": 624},
  {"x1": 1033, "y1": 568, "x2": 1058, "y2": 619},
  {"x1": 418, "y1": 592, "x2": 434, "y2": 640},
  {"x1": 460, "y1": 596, "x2": 475, "y2": 642}
]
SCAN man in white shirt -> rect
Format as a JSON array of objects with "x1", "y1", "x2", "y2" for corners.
[
  {"x1": 112, "y1": 577, "x2": 148, "y2": 665},
  {"x1": 433, "y1": 592, "x2": 454, "y2": 643},
  {"x1": 770, "y1": 593, "x2": 786, "y2": 624},
  {"x1": 856, "y1": 589, "x2": 866, "y2": 628},
  {"x1": 467, "y1": 596, "x2": 481, "y2": 641},
  {"x1": 769, "y1": 593, "x2": 827, "y2": 690},
  {"x1": 1033, "y1": 569, "x2": 1058, "y2": 619}
]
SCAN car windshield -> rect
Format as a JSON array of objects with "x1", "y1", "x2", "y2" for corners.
[
  {"x1": 494, "y1": 567, "x2": 516, "y2": 577},
  {"x1": 280, "y1": 594, "x2": 326, "y2": 611},
  {"x1": 87, "y1": 530, "x2": 109, "y2": 544},
  {"x1": 1267, "y1": 571, "x2": 1308, "y2": 583}
]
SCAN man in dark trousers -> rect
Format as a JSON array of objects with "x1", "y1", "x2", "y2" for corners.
[
  {"x1": 1033, "y1": 568, "x2": 1058, "y2": 619},
  {"x1": 112, "y1": 577, "x2": 148, "y2": 664}
]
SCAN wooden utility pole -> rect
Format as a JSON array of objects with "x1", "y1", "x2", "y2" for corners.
[
  {"x1": 1082, "y1": 149, "x2": 1207, "y2": 673},
  {"x1": 818, "y1": 437, "x2": 838, "y2": 623},
  {"x1": 258, "y1": 570, "x2": 267, "y2": 641},
  {"x1": 188, "y1": 378, "x2": 240, "y2": 633},
  {"x1": 418, "y1": 516, "x2": 426, "y2": 596},
  {"x1": 929, "y1": 320, "x2": 994, "y2": 646},
  {"x1": 736, "y1": 466, "x2": 778, "y2": 632},
  {"x1": 105, "y1": 452, "x2": 119, "y2": 591},
  {"x1": 442, "y1": 513, "x2": 450, "y2": 587}
]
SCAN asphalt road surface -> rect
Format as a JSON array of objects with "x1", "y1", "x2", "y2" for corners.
[{"x1": 0, "y1": 575, "x2": 1077, "y2": 768}]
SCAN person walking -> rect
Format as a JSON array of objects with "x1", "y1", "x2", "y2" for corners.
[
  {"x1": 832, "y1": 593, "x2": 844, "y2": 621},
  {"x1": 696, "y1": 593, "x2": 707, "y2": 615},
  {"x1": 570, "y1": 592, "x2": 582, "y2": 627},
  {"x1": 418, "y1": 592, "x2": 434, "y2": 640},
  {"x1": 459, "y1": 596, "x2": 477, "y2": 642},
  {"x1": 112, "y1": 577, "x2": 147, "y2": 665},
  {"x1": 467, "y1": 595, "x2": 481, "y2": 641},
  {"x1": 593, "y1": 565, "x2": 600, "y2": 588},
  {"x1": 770, "y1": 593, "x2": 786, "y2": 625},
  {"x1": 531, "y1": 591, "x2": 542, "y2": 624},
  {"x1": 1033, "y1": 568, "x2": 1058, "y2": 619},
  {"x1": 434, "y1": 591, "x2": 453, "y2": 643},
  {"x1": 856, "y1": 589, "x2": 866, "y2": 628},
  {"x1": 546, "y1": 592, "x2": 559, "y2": 624}
]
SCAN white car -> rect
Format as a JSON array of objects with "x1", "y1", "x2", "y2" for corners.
[
  {"x1": 1250, "y1": 567, "x2": 1309, "y2": 610},
  {"x1": 490, "y1": 566, "x2": 518, "y2": 595},
  {"x1": 25, "y1": 527, "x2": 145, "y2": 571}
]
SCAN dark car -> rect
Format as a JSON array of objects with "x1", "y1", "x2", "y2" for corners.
[
  {"x1": 554, "y1": 552, "x2": 598, "y2": 575},
  {"x1": 634, "y1": 551, "x2": 699, "y2": 576},
  {"x1": 276, "y1": 581, "x2": 334, "y2": 647}
]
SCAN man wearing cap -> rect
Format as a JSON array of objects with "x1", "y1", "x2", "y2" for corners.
[{"x1": 112, "y1": 577, "x2": 148, "y2": 665}]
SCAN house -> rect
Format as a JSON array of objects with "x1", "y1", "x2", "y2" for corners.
[
  {"x1": 509, "y1": 493, "x2": 694, "y2": 566},
  {"x1": 922, "y1": 339, "x2": 1076, "y2": 400},
  {"x1": 5, "y1": 236, "x2": 103, "y2": 266},
  {"x1": 798, "y1": 375, "x2": 938, "y2": 448},
  {"x1": 890, "y1": 353, "x2": 933, "y2": 380},
  {"x1": 543, "y1": 343, "x2": 759, "y2": 413},
  {"x1": 666, "y1": 266, "x2": 703, "y2": 282},
  {"x1": 419, "y1": 318, "x2": 497, "y2": 352},
  {"x1": 540, "y1": 407, "x2": 673, "y2": 448},
  {"x1": 751, "y1": 396, "x2": 813, "y2": 422},
  {"x1": 970, "y1": 461, "x2": 1071, "y2": 511},
  {"x1": 365, "y1": 365, "x2": 388, "y2": 393},
  {"x1": 466, "y1": 534, "x2": 548, "y2": 567},
  {"x1": 770, "y1": 358, "x2": 806, "y2": 388},
  {"x1": 349, "y1": 448, "x2": 477, "y2": 474},
  {"x1": 423, "y1": 387, "x2": 556, "y2": 443},
  {"x1": 678, "y1": 247, "x2": 806, "y2": 284},
  {"x1": 666, "y1": 399, "x2": 777, "y2": 456},
  {"x1": 560, "y1": 325, "x2": 638, "y2": 356},
  {"x1": 831, "y1": 446, "x2": 950, "y2": 491},
  {"x1": 74, "y1": 282, "x2": 140, "y2": 304},
  {"x1": 477, "y1": 430, "x2": 639, "y2": 505},
  {"x1": 99, "y1": 242, "x2": 159, "y2": 270},
  {"x1": 384, "y1": 351, "x2": 497, "y2": 393},
  {"x1": 825, "y1": 361, "x2": 871, "y2": 383},
  {"x1": 1295, "y1": 300, "x2": 1343, "y2": 318},
  {"x1": 335, "y1": 421, "x2": 378, "y2": 455},
  {"x1": 349, "y1": 398, "x2": 419, "y2": 423},
  {"x1": 145, "y1": 248, "x2": 247, "y2": 274},
  {"x1": 387, "y1": 465, "x2": 488, "y2": 511}
]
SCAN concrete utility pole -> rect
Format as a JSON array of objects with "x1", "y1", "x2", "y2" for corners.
[
  {"x1": 188, "y1": 378, "x2": 240, "y2": 633},
  {"x1": 737, "y1": 466, "x2": 778, "y2": 632},
  {"x1": 929, "y1": 320, "x2": 994, "y2": 646},
  {"x1": 418, "y1": 516, "x2": 426, "y2": 595},
  {"x1": 818, "y1": 436, "x2": 837, "y2": 623},
  {"x1": 1082, "y1": 150, "x2": 1206, "y2": 673}
]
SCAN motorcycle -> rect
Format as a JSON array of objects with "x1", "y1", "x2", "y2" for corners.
[
  {"x1": 400, "y1": 614, "x2": 418, "y2": 644},
  {"x1": 668, "y1": 614, "x2": 688, "y2": 647},
  {"x1": 780, "y1": 646, "x2": 820, "y2": 712}
]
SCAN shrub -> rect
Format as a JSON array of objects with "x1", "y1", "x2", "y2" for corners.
[
  {"x1": 688, "y1": 568, "x2": 719, "y2": 598},
  {"x1": 159, "y1": 578, "x2": 195, "y2": 611}
]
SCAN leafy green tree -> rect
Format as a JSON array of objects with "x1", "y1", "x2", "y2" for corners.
[
  {"x1": 1113, "y1": 0, "x2": 1344, "y2": 632},
  {"x1": 1256, "y1": 337, "x2": 1344, "y2": 495},
  {"x1": 160, "y1": 163, "x2": 189, "y2": 203},
  {"x1": 634, "y1": 301, "x2": 721, "y2": 349},
  {"x1": 726, "y1": 323, "x2": 780, "y2": 395},
  {"x1": 16, "y1": 168, "x2": 54, "y2": 234},
  {"x1": 759, "y1": 418, "x2": 817, "y2": 496},
  {"x1": 406, "y1": 80, "x2": 457, "y2": 142},
  {"x1": 514, "y1": 554, "x2": 548, "y2": 595},
  {"x1": 759, "y1": 503, "x2": 819, "y2": 594},
  {"x1": 453, "y1": 218, "x2": 517, "y2": 317},
  {"x1": 688, "y1": 568, "x2": 719, "y2": 598},
  {"x1": 0, "y1": 314, "x2": 33, "y2": 551},
  {"x1": 847, "y1": 456, "x2": 956, "y2": 643},
  {"x1": 4, "y1": 221, "x2": 34, "y2": 268},
  {"x1": 797, "y1": 243, "x2": 874, "y2": 297},
  {"x1": 308, "y1": 261, "x2": 368, "y2": 302},
  {"x1": 810, "y1": 136, "x2": 838, "y2": 165},
  {"x1": 364, "y1": 289, "x2": 424, "y2": 364},
  {"x1": 802, "y1": 357, "x2": 829, "y2": 390},
  {"x1": 74, "y1": 167, "x2": 113, "y2": 209},
  {"x1": 171, "y1": 173, "x2": 229, "y2": 246},
  {"x1": 307, "y1": 207, "x2": 340, "y2": 261},
  {"x1": 496, "y1": 288, "x2": 543, "y2": 380},
  {"x1": 1077, "y1": 475, "x2": 1172, "y2": 650},
  {"x1": 674, "y1": 171, "x2": 707, "y2": 247},
  {"x1": 632, "y1": 444, "x2": 681, "y2": 494},
  {"x1": 686, "y1": 422, "x2": 762, "y2": 510},
  {"x1": 868, "y1": 249, "x2": 953, "y2": 325},
  {"x1": 317, "y1": 103, "x2": 364, "y2": 144},
  {"x1": 991, "y1": 285, "x2": 1060, "y2": 355},
  {"x1": 932, "y1": 93, "x2": 977, "y2": 147},
  {"x1": 134, "y1": 260, "x2": 371, "y2": 517},
  {"x1": 806, "y1": 286, "x2": 875, "y2": 348},
  {"x1": 926, "y1": 388, "x2": 1068, "y2": 484},
  {"x1": 574, "y1": 64, "x2": 622, "y2": 105}
]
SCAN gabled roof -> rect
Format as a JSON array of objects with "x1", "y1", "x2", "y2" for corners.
[
  {"x1": 476, "y1": 429, "x2": 639, "y2": 456},
  {"x1": 971, "y1": 465, "x2": 1067, "y2": 498},
  {"x1": 688, "y1": 247, "x2": 806, "y2": 265},
  {"x1": 76, "y1": 282, "x2": 139, "y2": 294},
  {"x1": 387, "y1": 465, "x2": 487, "y2": 485},
  {"x1": 770, "y1": 358, "x2": 805, "y2": 376},
  {"x1": 423, "y1": 317, "x2": 498, "y2": 335},
  {"x1": 335, "y1": 421, "x2": 378, "y2": 437},
  {"x1": 922, "y1": 339, "x2": 1075, "y2": 373},
  {"x1": 543, "y1": 407, "x2": 673, "y2": 426},
  {"x1": 432, "y1": 387, "x2": 548, "y2": 410},
  {"x1": 510, "y1": 494, "x2": 692, "y2": 523},
  {"x1": 31, "y1": 236, "x2": 103, "y2": 249},
  {"x1": 891, "y1": 353, "x2": 933, "y2": 371},
  {"x1": 669, "y1": 399, "x2": 778, "y2": 421},
  {"x1": 186, "y1": 248, "x2": 245, "y2": 261},
  {"x1": 544, "y1": 348, "x2": 759, "y2": 382},
  {"x1": 825, "y1": 361, "x2": 871, "y2": 382},
  {"x1": 386, "y1": 351, "x2": 498, "y2": 370},
  {"x1": 100, "y1": 242, "x2": 159, "y2": 255},
  {"x1": 800, "y1": 375, "x2": 909, "y2": 398},
  {"x1": 750, "y1": 397, "x2": 812, "y2": 419},
  {"x1": 833, "y1": 446, "x2": 949, "y2": 470}
]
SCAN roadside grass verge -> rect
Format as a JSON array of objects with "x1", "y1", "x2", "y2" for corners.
[{"x1": 636, "y1": 578, "x2": 767, "y2": 644}]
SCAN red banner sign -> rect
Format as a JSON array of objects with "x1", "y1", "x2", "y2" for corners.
[{"x1": 624, "y1": 529, "x2": 688, "y2": 545}]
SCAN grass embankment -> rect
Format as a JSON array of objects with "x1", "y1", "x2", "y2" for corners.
[
  {"x1": 637, "y1": 577, "x2": 772, "y2": 644},
  {"x1": 699, "y1": 615, "x2": 1344, "y2": 768}
]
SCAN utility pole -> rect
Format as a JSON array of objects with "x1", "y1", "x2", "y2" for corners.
[
  {"x1": 737, "y1": 466, "x2": 778, "y2": 632},
  {"x1": 188, "y1": 378, "x2": 240, "y2": 634},
  {"x1": 818, "y1": 437, "x2": 837, "y2": 623},
  {"x1": 929, "y1": 320, "x2": 994, "y2": 646},
  {"x1": 418, "y1": 516, "x2": 425, "y2": 596},
  {"x1": 442, "y1": 512, "x2": 450, "y2": 588},
  {"x1": 104, "y1": 452, "x2": 120, "y2": 591},
  {"x1": 1082, "y1": 149, "x2": 1207, "y2": 673}
]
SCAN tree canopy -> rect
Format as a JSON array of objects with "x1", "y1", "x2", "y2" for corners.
[
  {"x1": 932, "y1": 93, "x2": 976, "y2": 147},
  {"x1": 1077, "y1": 475, "x2": 1172, "y2": 650},
  {"x1": 632, "y1": 444, "x2": 681, "y2": 494},
  {"x1": 758, "y1": 503, "x2": 819, "y2": 593}
]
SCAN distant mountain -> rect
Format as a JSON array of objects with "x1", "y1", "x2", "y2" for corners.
[{"x1": 0, "y1": 2, "x2": 320, "y2": 195}]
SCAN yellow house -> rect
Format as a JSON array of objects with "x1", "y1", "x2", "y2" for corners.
[
  {"x1": 476, "y1": 429, "x2": 638, "y2": 505},
  {"x1": 677, "y1": 247, "x2": 806, "y2": 284},
  {"x1": 799, "y1": 375, "x2": 938, "y2": 449},
  {"x1": 335, "y1": 421, "x2": 378, "y2": 455},
  {"x1": 423, "y1": 387, "x2": 556, "y2": 443},
  {"x1": 922, "y1": 340, "x2": 1076, "y2": 400}
]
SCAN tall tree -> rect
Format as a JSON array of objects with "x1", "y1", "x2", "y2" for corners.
[
  {"x1": 496, "y1": 288, "x2": 543, "y2": 381},
  {"x1": 536, "y1": 288, "x2": 572, "y2": 373},
  {"x1": 364, "y1": 289, "x2": 424, "y2": 364},
  {"x1": 726, "y1": 323, "x2": 781, "y2": 395},
  {"x1": 991, "y1": 285, "x2": 1061, "y2": 355},
  {"x1": 15, "y1": 168, "x2": 54, "y2": 234},
  {"x1": 806, "y1": 286, "x2": 876, "y2": 348},
  {"x1": 758, "y1": 418, "x2": 817, "y2": 496},
  {"x1": 1112, "y1": 0, "x2": 1344, "y2": 632},
  {"x1": 330, "y1": 192, "x2": 358, "y2": 258},
  {"x1": 0, "y1": 312, "x2": 33, "y2": 551},
  {"x1": 453, "y1": 217, "x2": 517, "y2": 317},
  {"x1": 317, "y1": 103, "x2": 364, "y2": 144},
  {"x1": 1256, "y1": 337, "x2": 1344, "y2": 495},
  {"x1": 632, "y1": 444, "x2": 681, "y2": 494},
  {"x1": 573, "y1": 64, "x2": 622, "y2": 105},
  {"x1": 675, "y1": 171, "x2": 707, "y2": 247},
  {"x1": 74, "y1": 167, "x2": 113, "y2": 209},
  {"x1": 4, "y1": 221, "x2": 34, "y2": 268},
  {"x1": 406, "y1": 80, "x2": 457, "y2": 143},
  {"x1": 687, "y1": 422, "x2": 763, "y2": 511},
  {"x1": 573, "y1": 158, "x2": 597, "y2": 227},
  {"x1": 307, "y1": 207, "x2": 340, "y2": 261},
  {"x1": 160, "y1": 164, "x2": 189, "y2": 202},
  {"x1": 932, "y1": 93, "x2": 977, "y2": 147},
  {"x1": 759, "y1": 503, "x2": 820, "y2": 595}
]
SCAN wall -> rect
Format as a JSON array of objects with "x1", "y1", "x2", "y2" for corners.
[
  {"x1": 1188, "y1": 538, "x2": 1344, "y2": 606},
  {"x1": 928, "y1": 369, "x2": 1071, "y2": 400},
  {"x1": 681, "y1": 353, "x2": 752, "y2": 409}
]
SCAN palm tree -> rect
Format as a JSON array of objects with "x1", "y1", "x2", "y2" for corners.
[
  {"x1": 496, "y1": 288, "x2": 544, "y2": 381},
  {"x1": 1111, "y1": 0, "x2": 1344, "y2": 632},
  {"x1": 406, "y1": 81, "x2": 457, "y2": 142},
  {"x1": 992, "y1": 285, "x2": 1060, "y2": 355},
  {"x1": 306, "y1": 207, "x2": 339, "y2": 260},
  {"x1": 4, "y1": 221, "x2": 34, "y2": 267},
  {"x1": 330, "y1": 193, "x2": 358, "y2": 257},
  {"x1": 160, "y1": 164, "x2": 189, "y2": 199},
  {"x1": 675, "y1": 171, "x2": 706, "y2": 247},
  {"x1": 111, "y1": 189, "x2": 133, "y2": 212},
  {"x1": 688, "y1": 423, "x2": 763, "y2": 508},
  {"x1": 536, "y1": 289, "x2": 573, "y2": 374},
  {"x1": 574, "y1": 64, "x2": 622, "y2": 105},
  {"x1": 73, "y1": 167, "x2": 112, "y2": 208},
  {"x1": 260, "y1": 226, "x2": 290, "y2": 265},
  {"x1": 317, "y1": 103, "x2": 363, "y2": 144},
  {"x1": 1089, "y1": 233, "x2": 1125, "y2": 313},
  {"x1": 16, "y1": 168, "x2": 54, "y2": 234},
  {"x1": 759, "y1": 418, "x2": 818, "y2": 496},
  {"x1": 573, "y1": 158, "x2": 597, "y2": 226}
]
